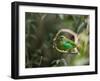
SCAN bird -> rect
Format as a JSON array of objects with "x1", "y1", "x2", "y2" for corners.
[{"x1": 56, "y1": 35, "x2": 77, "y2": 51}]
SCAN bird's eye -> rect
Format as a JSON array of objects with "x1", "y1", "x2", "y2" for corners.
[
  {"x1": 59, "y1": 36, "x2": 63, "y2": 40},
  {"x1": 60, "y1": 36, "x2": 63, "y2": 38}
]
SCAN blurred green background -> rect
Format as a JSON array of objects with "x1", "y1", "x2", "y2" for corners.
[{"x1": 25, "y1": 12, "x2": 89, "y2": 68}]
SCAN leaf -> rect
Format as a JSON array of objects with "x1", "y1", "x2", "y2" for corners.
[
  {"x1": 58, "y1": 14, "x2": 64, "y2": 20},
  {"x1": 77, "y1": 22, "x2": 87, "y2": 33}
]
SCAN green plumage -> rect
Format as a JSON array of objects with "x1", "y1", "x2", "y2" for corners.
[{"x1": 56, "y1": 36, "x2": 76, "y2": 50}]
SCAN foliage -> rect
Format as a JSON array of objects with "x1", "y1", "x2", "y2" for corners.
[{"x1": 25, "y1": 12, "x2": 89, "y2": 68}]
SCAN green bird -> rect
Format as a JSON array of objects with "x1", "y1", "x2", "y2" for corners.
[{"x1": 56, "y1": 35, "x2": 77, "y2": 51}]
